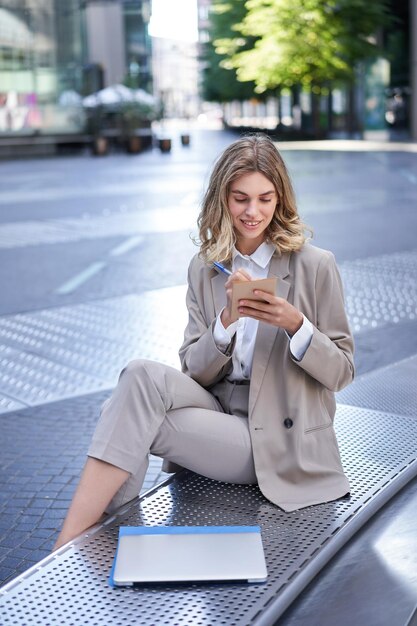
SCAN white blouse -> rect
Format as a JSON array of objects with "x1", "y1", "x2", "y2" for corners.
[{"x1": 213, "y1": 242, "x2": 313, "y2": 381}]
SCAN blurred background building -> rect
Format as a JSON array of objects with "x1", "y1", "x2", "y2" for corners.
[
  {"x1": 152, "y1": 36, "x2": 198, "y2": 119},
  {"x1": 0, "y1": 0, "x2": 152, "y2": 139},
  {"x1": 0, "y1": 0, "x2": 416, "y2": 148}
]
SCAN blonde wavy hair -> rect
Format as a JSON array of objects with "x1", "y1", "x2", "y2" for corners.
[{"x1": 197, "y1": 133, "x2": 311, "y2": 264}]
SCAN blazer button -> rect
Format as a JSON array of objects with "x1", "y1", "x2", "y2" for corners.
[{"x1": 284, "y1": 418, "x2": 293, "y2": 429}]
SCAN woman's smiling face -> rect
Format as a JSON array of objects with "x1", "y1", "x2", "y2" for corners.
[{"x1": 227, "y1": 171, "x2": 277, "y2": 255}]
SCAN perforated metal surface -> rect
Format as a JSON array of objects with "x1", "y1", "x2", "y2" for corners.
[
  {"x1": 2, "y1": 404, "x2": 417, "y2": 625},
  {"x1": 337, "y1": 354, "x2": 417, "y2": 417},
  {"x1": 0, "y1": 248, "x2": 416, "y2": 414},
  {"x1": 340, "y1": 249, "x2": 417, "y2": 333},
  {"x1": 0, "y1": 287, "x2": 187, "y2": 412},
  {"x1": 0, "y1": 393, "x2": 25, "y2": 413},
  {"x1": 0, "y1": 344, "x2": 107, "y2": 406}
]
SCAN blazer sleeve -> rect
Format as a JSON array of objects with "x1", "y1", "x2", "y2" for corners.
[
  {"x1": 179, "y1": 257, "x2": 234, "y2": 387},
  {"x1": 293, "y1": 252, "x2": 354, "y2": 392}
]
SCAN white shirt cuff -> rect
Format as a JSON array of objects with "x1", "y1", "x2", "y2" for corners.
[
  {"x1": 287, "y1": 315, "x2": 313, "y2": 361},
  {"x1": 213, "y1": 308, "x2": 238, "y2": 351}
]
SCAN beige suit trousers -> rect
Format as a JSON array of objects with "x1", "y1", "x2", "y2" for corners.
[{"x1": 88, "y1": 359, "x2": 256, "y2": 512}]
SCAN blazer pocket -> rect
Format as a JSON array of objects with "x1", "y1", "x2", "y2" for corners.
[
  {"x1": 304, "y1": 409, "x2": 332, "y2": 434},
  {"x1": 304, "y1": 421, "x2": 332, "y2": 434}
]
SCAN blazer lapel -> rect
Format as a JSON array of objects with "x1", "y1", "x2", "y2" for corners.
[{"x1": 249, "y1": 252, "x2": 292, "y2": 415}]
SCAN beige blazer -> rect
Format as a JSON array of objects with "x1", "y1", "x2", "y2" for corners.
[{"x1": 177, "y1": 243, "x2": 354, "y2": 512}]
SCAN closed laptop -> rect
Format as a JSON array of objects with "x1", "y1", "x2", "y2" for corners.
[{"x1": 109, "y1": 525, "x2": 268, "y2": 586}]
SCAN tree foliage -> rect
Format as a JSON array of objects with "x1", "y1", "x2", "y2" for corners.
[
  {"x1": 202, "y1": 0, "x2": 258, "y2": 102},
  {"x1": 218, "y1": 0, "x2": 392, "y2": 93}
]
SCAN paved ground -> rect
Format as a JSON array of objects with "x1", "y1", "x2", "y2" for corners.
[{"x1": 0, "y1": 127, "x2": 417, "y2": 587}]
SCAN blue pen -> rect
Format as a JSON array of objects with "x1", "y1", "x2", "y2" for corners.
[{"x1": 213, "y1": 261, "x2": 232, "y2": 276}]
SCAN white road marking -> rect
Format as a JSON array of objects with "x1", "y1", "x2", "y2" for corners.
[
  {"x1": 55, "y1": 261, "x2": 107, "y2": 295},
  {"x1": 110, "y1": 236, "x2": 144, "y2": 256},
  {"x1": 56, "y1": 235, "x2": 143, "y2": 296},
  {"x1": 400, "y1": 169, "x2": 417, "y2": 184}
]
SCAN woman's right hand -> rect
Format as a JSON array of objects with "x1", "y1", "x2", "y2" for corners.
[{"x1": 221, "y1": 268, "x2": 252, "y2": 328}]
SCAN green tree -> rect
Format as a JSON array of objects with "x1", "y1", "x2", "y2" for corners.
[
  {"x1": 222, "y1": 0, "x2": 392, "y2": 135},
  {"x1": 202, "y1": 0, "x2": 258, "y2": 102}
]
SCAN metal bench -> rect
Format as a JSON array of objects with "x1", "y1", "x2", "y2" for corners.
[{"x1": 1, "y1": 362, "x2": 417, "y2": 626}]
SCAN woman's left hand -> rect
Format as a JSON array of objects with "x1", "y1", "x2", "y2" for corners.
[{"x1": 238, "y1": 290, "x2": 303, "y2": 336}]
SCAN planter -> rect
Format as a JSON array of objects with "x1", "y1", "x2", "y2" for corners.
[
  {"x1": 158, "y1": 138, "x2": 172, "y2": 153},
  {"x1": 91, "y1": 136, "x2": 109, "y2": 156},
  {"x1": 180, "y1": 133, "x2": 190, "y2": 146},
  {"x1": 126, "y1": 136, "x2": 142, "y2": 154}
]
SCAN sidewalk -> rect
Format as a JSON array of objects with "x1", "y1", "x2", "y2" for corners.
[
  {"x1": 1, "y1": 129, "x2": 417, "y2": 588},
  {"x1": 0, "y1": 391, "x2": 167, "y2": 585},
  {"x1": 1, "y1": 246, "x2": 417, "y2": 585}
]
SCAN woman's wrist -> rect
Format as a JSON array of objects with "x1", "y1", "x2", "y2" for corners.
[
  {"x1": 221, "y1": 308, "x2": 233, "y2": 329},
  {"x1": 287, "y1": 311, "x2": 304, "y2": 336}
]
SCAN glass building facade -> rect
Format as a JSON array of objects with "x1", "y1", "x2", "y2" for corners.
[
  {"x1": 0, "y1": 0, "x2": 153, "y2": 137},
  {"x1": 0, "y1": 0, "x2": 86, "y2": 135},
  {"x1": 124, "y1": 0, "x2": 152, "y2": 92}
]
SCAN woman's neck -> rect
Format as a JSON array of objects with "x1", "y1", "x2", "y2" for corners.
[{"x1": 235, "y1": 237, "x2": 265, "y2": 257}]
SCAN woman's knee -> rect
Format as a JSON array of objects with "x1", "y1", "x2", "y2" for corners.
[
  {"x1": 117, "y1": 360, "x2": 180, "y2": 404},
  {"x1": 120, "y1": 358, "x2": 163, "y2": 381},
  {"x1": 120, "y1": 359, "x2": 188, "y2": 394}
]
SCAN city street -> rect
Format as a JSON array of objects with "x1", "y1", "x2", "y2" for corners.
[{"x1": 1, "y1": 127, "x2": 417, "y2": 602}]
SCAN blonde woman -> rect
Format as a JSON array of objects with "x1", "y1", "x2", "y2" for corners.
[{"x1": 54, "y1": 134, "x2": 354, "y2": 549}]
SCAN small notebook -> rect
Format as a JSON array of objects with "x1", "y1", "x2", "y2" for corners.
[
  {"x1": 109, "y1": 525, "x2": 267, "y2": 586},
  {"x1": 231, "y1": 277, "x2": 277, "y2": 322}
]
